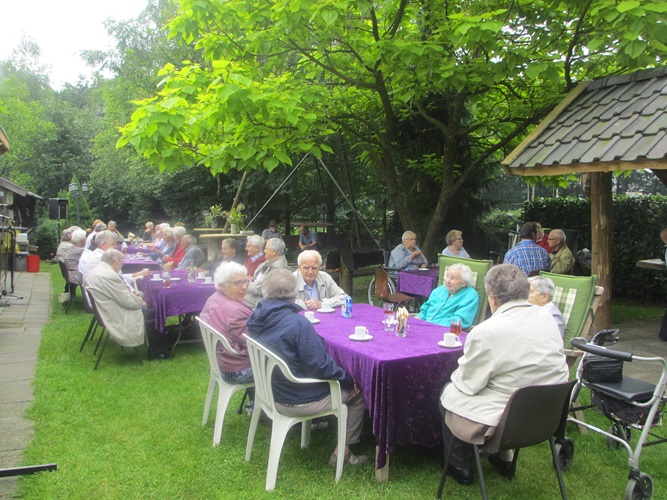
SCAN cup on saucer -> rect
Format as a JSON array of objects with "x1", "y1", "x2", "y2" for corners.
[
  {"x1": 352, "y1": 326, "x2": 370, "y2": 340},
  {"x1": 442, "y1": 332, "x2": 460, "y2": 347}
]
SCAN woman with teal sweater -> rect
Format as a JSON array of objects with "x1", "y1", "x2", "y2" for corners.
[{"x1": 416, "y1": 263, "x2": 479, "y2": 329}]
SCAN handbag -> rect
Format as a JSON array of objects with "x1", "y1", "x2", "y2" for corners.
[{"x1": 582, "y1": 355, "x2": 623, "y2": 383}]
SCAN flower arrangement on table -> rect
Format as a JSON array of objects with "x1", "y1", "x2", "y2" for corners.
[
  {"x1": 222, "y1": 203, "x2": 245, "y2": 227},
  {"x1": 202, "y1": 204, "x2": 224, "y2": 227}
]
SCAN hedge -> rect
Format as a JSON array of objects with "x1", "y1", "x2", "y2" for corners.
[{"x1": 523, "y1": 195, "x2": 667, "y2": 303}]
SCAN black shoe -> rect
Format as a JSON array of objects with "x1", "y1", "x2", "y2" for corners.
[
  {"x1": 148, "y1": 352, "x2": 171, "y2": 361},
  {"x1": 487, "y1": 453, "x2": 515, "y2": 480},
  {"x1": 447, "y1": 465, "x2": 473, "y2": 485}
]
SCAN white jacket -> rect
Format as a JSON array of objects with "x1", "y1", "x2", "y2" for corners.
[{"x1": 441, "y1": 299, "x2": 568, "y2": 426}]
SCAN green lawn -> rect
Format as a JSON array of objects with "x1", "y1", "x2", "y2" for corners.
[{"x1": 16, "y1": 265, "x2": 666, "y2": 498}]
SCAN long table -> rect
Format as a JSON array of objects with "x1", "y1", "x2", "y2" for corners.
[
  {"x1": 310, "y1": 303, "x2": 466, "y2": 480},
  {"x1": 396, "y1": 268, "x2": 440, "y2": 297},
  {"x1": 122, "y1": 256, "x2": 161, "y2": 274}
]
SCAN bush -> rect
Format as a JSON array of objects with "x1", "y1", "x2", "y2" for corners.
[
  {"x1": 31, "y1": 217, "x2": 61, "y2": 260},
  {"x1": 523, "y1": 195, "x2": 667, "y2": 302}
]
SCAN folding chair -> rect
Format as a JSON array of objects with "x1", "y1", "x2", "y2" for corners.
[
  {"x1": 437, "y1": 380, "x2": 576, "y2": 500},
  {"x1": 79, "y1": 286, "x2": 101, "y2": 352},
  {"x1": 243, "y1": 335, "x2": 348, "y2": 491},
  {"x1": 438, "y1": 255, "x2": 493, "y2": 325},
  {"x1": 372, "y1": 269, "x2": 413, "y2": 310},
  {"x1": 57, "y1": 260, "x2": 77, "y2": 313},
  {"x1": 196, "y1": 317, "x2": 254, "y2": 447}
]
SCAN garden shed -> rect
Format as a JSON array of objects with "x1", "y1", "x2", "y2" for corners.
[{"x1": 502, "y1": 66, "x2": 667, "y2": 328}]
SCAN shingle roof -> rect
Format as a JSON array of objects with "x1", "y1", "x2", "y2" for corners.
[{"x1": 503, "y1": 66, "x2": 667, "y2": 173}]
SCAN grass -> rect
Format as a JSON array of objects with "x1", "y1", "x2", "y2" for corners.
[{"x1": 15, "y1": 265, "x2": 667, "y2": 498}]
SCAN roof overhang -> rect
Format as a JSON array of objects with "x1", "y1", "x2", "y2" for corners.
[
  {"x1": 0, "y1": 177, "x2": 43, "y2": 199},
  {"x1": 504, "y1": 157, "x2": 667, "y2": 177}
]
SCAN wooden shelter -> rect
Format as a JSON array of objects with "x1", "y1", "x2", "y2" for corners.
[{"x1": 503, "y1": 66, "x2": 667, "y2": 327}]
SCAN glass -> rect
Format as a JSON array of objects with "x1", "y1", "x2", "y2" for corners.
[
  {"x1": 383, "y1": 303, "x2": 395, "y2": 332},
  {"x1": 450, "y1": 317, "x2": 462, "y2": 336},
  {"x1": 162, "y1": 271, "x2": 171, "y2": 289}
]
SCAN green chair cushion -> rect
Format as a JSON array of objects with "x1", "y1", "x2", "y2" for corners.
[
  {"x1": 438, "y1": 255, "x2": 493, "y2": 325},
  {"x1": 540, "y1": 271, "x2": 597, "y2": 344}
]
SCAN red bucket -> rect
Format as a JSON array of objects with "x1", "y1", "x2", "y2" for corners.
[{"x1": 27, "y1": 255, "x2": 40, "y2": 273}]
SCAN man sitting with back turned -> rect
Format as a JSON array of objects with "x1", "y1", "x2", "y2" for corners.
[
  {"x1": 547, "y1": 229, "x2": 575, "y2": 275},
  {"x1": 247, "y1": 268, "x2": 368, "y2": 466},
  {"x1": 176, "y1": 235, "x2": 206, "y2": 270},
  {"x1": 503, "y1": 222, "x2": 551, "y2": 276},
  {"x1": 85, "y1": 249, "x2": 170, "y2": 360},
  {"x1": 440, "y1": 264, "x2": 568, "y2": 485},
  {"x1": 293, "y1": 250, "x2": 347, "y2": 310}
]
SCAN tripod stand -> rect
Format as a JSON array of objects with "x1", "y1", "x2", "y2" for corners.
[{"x1": 0, "y1": 215, "x2": 24, "y2": 306}]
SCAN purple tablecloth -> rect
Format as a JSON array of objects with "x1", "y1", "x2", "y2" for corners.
[
  {"x1": 124, "y1": 245, "x2": 152, "y2": 255},
  {"x1": 138, "y1": 270, "x2": 217, "y2": 332},
  {"x1": 397, "y1": 268, "x2": 440, "y2": 297},
  {"x1": 122, "y1": 257, "x2": 161, "y2": 274},
  {"x1": 310, "y1": 303, "x2": 466, "y2": 469}
]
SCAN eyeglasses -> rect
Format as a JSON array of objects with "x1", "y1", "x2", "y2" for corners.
[
  {"x1": 301, "y1": 265, "x2": 320, "y2": 271},
  {"x1": 225, "y1": 278, "x2": 249, "y2": 287}
]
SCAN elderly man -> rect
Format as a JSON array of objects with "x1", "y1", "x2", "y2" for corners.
[
  {"x1": 176, "y1": 235, "x2": 206, "y2": 270},
  {"x1": 244, "y1": 235, "x2": 267, "y2": 276},
  {"x1": 79, "y1": 230, "x2": 118, "y2": 284},
  {"x1": 503, "y1": 222, "x2": 551, "y2": 276},
  {"x1": 548, "y1": 229, "x2": 575, "y2": 275},
  {"x1": 107, "y1": 220, "x2": 124, "y2": 241},
  {"x1": 64, "y1": 228, "x2": 88, "y2": 285},
  {"x1": 389, "y1": 230, "x2": 428, "y2": 271},
  {"x1": 247, "y1": 268, "x2": 368, "y2": 466},
  {"x1": 440, "y1": 264, "x2": 568, "y2": 485},
  {"x1": 298, "y1": 225, "x2": 319, "y2": 252},
  {"x1": 86, "y1": 249, "x2": 169, "y2": 360},
  {"x1": 261, "y1": 220, "x2": 283, "y2": 240},
  {"x1": 245, "y1": 238, "x2": 290, "y2": 308},
  {"x1": 294, "y1": 250, "x2": 347, "y2": 310}
]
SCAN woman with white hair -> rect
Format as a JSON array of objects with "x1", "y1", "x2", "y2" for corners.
[
  {"x1": 244, "y1": 235, "x2": 266, "y2": 276},
  {"x1": 200, "y1": 262, "x2": 253, "y2": 384},
  {"x1": 388, "y1": 230, "x2": 428, "y2": 270},
  {"x1": 528, "y1": 276, "x2": 565, "y2": 337},
  {"x1": 415, "y1": 263, "x2": 479, "y2": 329}
]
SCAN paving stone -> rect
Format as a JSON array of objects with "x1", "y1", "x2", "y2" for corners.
[
  {"x1": 0, "y1": 362, "x2": 36, "y2": 383},
  {"x1": 0, "y1": 380, "x2": 34, "y2": 405},
  {"x1": 0, "y1": 402, "x2": 30, "y2": 419}
]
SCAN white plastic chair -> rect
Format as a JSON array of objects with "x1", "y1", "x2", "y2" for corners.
[
  {"x1": 243, "y1": 334, "x2": 348, "y2": 491},
  {"x1": 196, "y1": 317, "x2": 254, "y2": 447}
]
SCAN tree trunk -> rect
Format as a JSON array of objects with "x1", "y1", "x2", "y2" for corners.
[{"x1": 590, "y1": 172, "x2": 612, "y2": 329}]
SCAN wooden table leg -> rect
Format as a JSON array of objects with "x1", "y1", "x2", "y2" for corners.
[{"x1": 375, "y1": 446, "x2": 389, "y2": 482}]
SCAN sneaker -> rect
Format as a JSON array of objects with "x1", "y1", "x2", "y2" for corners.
[{"x1": 328, "y1": 452, "x2": 369, "y2": 466}]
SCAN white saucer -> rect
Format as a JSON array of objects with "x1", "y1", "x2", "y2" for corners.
[
  {"x1": 309, "y1": 319, "x2": 321, "y2": 324},
  {"x1": 438, "y1": 340, "x2": 462, "y2": 348},
  {"x1": 169, "y1": 277, "x2": 181, "y2": 282},
  {"x1": 151, "y1": 278, "x2": 162, "y2": 282},
  {"x1": 349, "y1": 334, "x2": 373, "y2": 342},
  {"x1": 201, "y1": 281, "x2": 215, "y2": 285},
  {"x1": 317, "y1": 308, "x2": 335, "y2": 314},
  {"x1": 417, "y1": 268, "x2": 429, "y2": 271}
]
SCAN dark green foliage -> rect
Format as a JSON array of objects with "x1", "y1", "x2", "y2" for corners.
[
  {"x1": 31, "y1": 215, "x2": 60, "y2": 259},
  {"x1": 523, "y1": 195, "x2": 667, "y2": 302}
]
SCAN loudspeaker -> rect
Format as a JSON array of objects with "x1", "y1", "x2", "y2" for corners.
[{"x1": 48, "y1": 198, "x2": 68, "y2": 220}]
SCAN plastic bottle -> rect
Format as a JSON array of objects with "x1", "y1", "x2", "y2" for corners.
[{"x1": 342, "y1": 296, "x2": 352, "y2": 318}]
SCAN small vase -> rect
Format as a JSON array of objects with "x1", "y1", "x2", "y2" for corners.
[
  {"x1": 210, "y1": 220, "x2": 218, "y2": 229},
  {"x1": 230, "y1": 224, "x2": 238, "y2": 235}
]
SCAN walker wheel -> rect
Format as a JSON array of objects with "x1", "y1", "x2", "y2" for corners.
[
  {"x1": 625, "y1": 473, "x2": 653, "y2": 499},
  {"x1": 553, "y1": 438, "x2": 574, "y2": 469}
]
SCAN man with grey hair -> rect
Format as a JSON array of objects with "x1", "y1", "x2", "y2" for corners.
[
  {"x1": 247, "y1": 268, "x2": 368, "y2": 466},
  {"x1": 294, "y1": 250, "x2": 347, "y2": 310},
  {"x1": 439, "y1": 264, "x2": 568, "y2": 485},
  {"x1": 176, "y1": 235, "x2": 206, "y2": 270},
  {"x1": 64, "y1": 228, "x2": 88, "y2": 285},
  {"x1": 388, "y1": 230, "x2": 428, "y2": 270},
  {"x1": 79, "y1": 230, "x2": 118, "y2": 284},
  {"x1": 244, "y1": 234, "x2": 266, "y2": 276},
  {"x1": 86, "y1": 249, "x2": 169, "y2": 360},
  {"x1": 528, "y1": 276, "x2": 565, "y2": 337},
  {"x1": 56, "y1": 226, "x2": 79, "y2": 261},
  {"x1": 547, "y1": 229, "x2": 575, "y2": 274},
  {"x1": 245, "y1": 238, "x2": 290, "y2": 308}
]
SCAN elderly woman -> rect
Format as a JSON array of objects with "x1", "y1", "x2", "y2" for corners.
[
  {"x1": 528, "y1": 276, "x2": 565, "y2": 337},
  {"x1": 163, "y1": 226, "x2": 187, "y2": 268},
  {"x1": 440, "y1": 264, "x2": 568, "y2": 485},
  {"x1": 200, "y1": 262, "x2": 253, "y2": 384},
  {"x1": 55, "y1": 226, "x2": 79, "y2": 262},
  {"x1": 246, "y1": 238, "x2": 290, "y2": 308},
  {"x1": 442, "y1": 230, "x2": 470, "y2": 258},
  {"x1": 244, "y1": 235, "x2": 266, "y2": 276},
  {"x1": 415, "y1": 263, "x2": 479, "y2": 329},
  {"x1": 388, "y1": 230, "x2": 428, "y2": 270}
]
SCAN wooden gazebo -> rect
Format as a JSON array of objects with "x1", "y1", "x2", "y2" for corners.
[{"x1": 503, "y1": 66, "x2": 667, "y2": 327}]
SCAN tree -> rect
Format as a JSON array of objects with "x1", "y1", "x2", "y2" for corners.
[{"x1": 119, "y1": 0, "x2": 667, "y2": 255}]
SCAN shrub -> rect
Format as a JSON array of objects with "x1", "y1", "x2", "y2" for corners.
[{"x1": 31, "y1": 217, "x2": 61, "y2": 260}]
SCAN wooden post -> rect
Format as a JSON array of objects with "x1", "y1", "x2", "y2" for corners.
[
  {"x1": 339, "y1": 250, "x2": 354, "y2": 295},
  {"x1": 590, "y1": 172, "x2": 612, "y2": 329}
]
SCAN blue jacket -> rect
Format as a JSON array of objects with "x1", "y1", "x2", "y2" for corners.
[
  {"x1": 416, "y1": 285, "x2": 479, "y2": 329},
  {"x1": 246, "y1": 299, "x2": 353, "y2": 404}
]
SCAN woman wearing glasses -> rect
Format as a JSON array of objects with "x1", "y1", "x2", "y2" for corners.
[
  {"x1": 442, "y1": 230, "x2": 470, "y2": 258},
  {"x1": 200, "y1": 262, "x2": 253, "y2": 384}
]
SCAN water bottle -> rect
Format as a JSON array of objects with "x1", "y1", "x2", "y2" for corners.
[{"x1": 342, "y1": 296, "x2": 352, "y2": 318}]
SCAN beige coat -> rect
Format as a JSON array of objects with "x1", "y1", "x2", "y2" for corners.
[
  {"x1": 293, "y1": 270, "x2": 347, "y2": 310},
  {"x1": 85, "y1": 261, "x2": 145, "y2": 347},
  {"x1": 441, "y1": 299, "x2": 568, "y2": 427}
]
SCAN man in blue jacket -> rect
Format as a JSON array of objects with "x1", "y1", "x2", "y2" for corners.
[{"x1": 247, "y1": 268, "x2": 368, "y2": 466}]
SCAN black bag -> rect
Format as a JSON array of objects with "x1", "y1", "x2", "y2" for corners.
[{"x1": 582, "y1": 355, "x2": 623, "y2": 383}]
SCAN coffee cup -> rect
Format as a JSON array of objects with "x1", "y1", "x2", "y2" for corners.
[
  {"x1": 198, "y1": 271, "x2": 206, "y2": 279},
  {"x1": 353, "y1": 326, "x2": 369, "y2": 339},
  {"x1": 204, "y1": 276, "x2": 213, "y2": 283},
  {"x1": 320, "y1": 302, "x2": 333, "y2": 312},
  {"x1": 443, "y1": 332, "x2": 460, "y2": 346},
  {"x1": 151, "y1": 274, "x2": 161, "y2": 281},
  {"x1": 304, "y1": 311, "x2": 316, "y2": 322}
]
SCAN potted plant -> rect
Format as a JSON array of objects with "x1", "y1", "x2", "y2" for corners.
[
  {"x1": 202, "y1": 204, "x2": 224, "y2": 228},
  {"x1": 222, "y1": 203, "x2": 245, "y2": 234}
]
